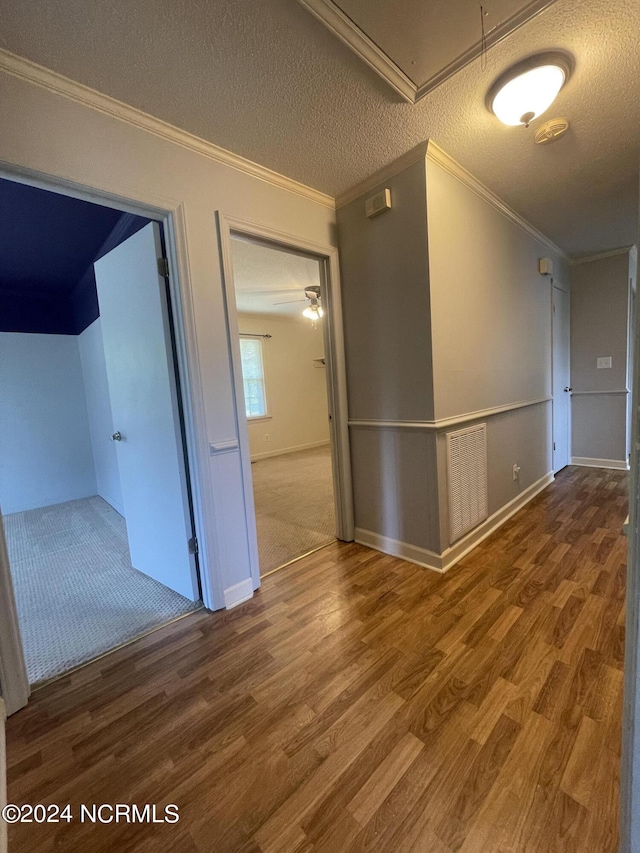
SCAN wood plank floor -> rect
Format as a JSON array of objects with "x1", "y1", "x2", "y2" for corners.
[{"x1": 6, "y1": 466, "x2": 628, "y2": 852}]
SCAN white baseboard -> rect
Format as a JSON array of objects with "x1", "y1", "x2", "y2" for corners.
[
  {"x1": 571, "y1": 456, "x2": 629, "y2": 471},
  {"x1": 356, "y1": 471, "x2": 555, "y2": 575},
  {"x1": 439, "y1": 472, "x2": 555, "y2": 570},
  {"x1": 250, "y1": 440, "x2": 330, "y2": 462},
  {"x1": 223, "y1": 578, "x2": 254, "y2": 609},
  {"x1": 354, "y1": 529, "x2": 445, "y2": 573}
]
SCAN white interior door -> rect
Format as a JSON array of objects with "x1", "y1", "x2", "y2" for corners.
[
  {"x1": 553, "y1": 285, "x2": 571, "y2": 472},
  {"x1": 94, "y1": 223, "x2": 198, "y2": 600}
]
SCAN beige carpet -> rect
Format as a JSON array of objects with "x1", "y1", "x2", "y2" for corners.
[
  {"x1": 251, "y1": 445, "x2": 335, "y2": 574},
  {"x1": 5, "y1": 497, "x2": 199, "y2": 684}
]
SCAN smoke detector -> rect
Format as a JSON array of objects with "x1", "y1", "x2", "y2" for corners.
[{"x1": 535, "y1": 117, "x2": 570, "y2": 145}]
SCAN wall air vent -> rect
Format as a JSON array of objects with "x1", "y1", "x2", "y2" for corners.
[{"x1": 447, "y1": 423, "x2": 488, "y2": 544}]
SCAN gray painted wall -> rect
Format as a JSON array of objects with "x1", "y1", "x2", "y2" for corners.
[
  {"x1": 426, "y1": 158, "x2": 563, "y2": 420},
  {"x1": 571, "y1": 394, "x2": 627, "y2": 461},
  {"x1": 571, "y1": 252, "x2": 631, "y2": 463},
  {"x1": 435, "y1": 403, "x2": 552, "y2": 549},
  {"x1": 350, "y1": 426, "x2": 440, "y2": 552},
  {"x1": 337, "y1": 159, "x2": 434, "y2": 423},
  {"x1": 426, "y1": 158, "x2": 564, "y2": 551},
  {"x1": 338, "y1": 147, "x2": 564, "y2": 561},
  {"x1": 338, "y1": 158, "x2": 441, "y2": 554}
]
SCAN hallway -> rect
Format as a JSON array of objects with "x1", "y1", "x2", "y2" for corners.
[{"x1": 6, "y1": 466, "x2": 627, "y2": 852}]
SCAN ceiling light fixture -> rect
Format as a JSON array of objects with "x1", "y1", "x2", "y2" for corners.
[
  {"x1": 303, "y1": 303, "x2": 324, "y2": 320},
  {"x1": 487, "y1": 52, "x2": 573, "y2": 128}
]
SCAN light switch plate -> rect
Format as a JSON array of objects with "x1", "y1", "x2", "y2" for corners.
[{"x1": 597, "y1": 356, "x2": 612, "y2": 369}]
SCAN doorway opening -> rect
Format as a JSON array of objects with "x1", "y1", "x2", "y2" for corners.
[
  {"x1": 0, "y1": 177, "x2": 202, "y2": 685},
  {"x1": 228, "y1": 234, "x2": 338, "y2": 575}
]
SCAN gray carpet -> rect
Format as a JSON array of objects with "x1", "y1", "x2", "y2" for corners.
[
  {"x1": 4, "y1": 497, "x2": 199, "y2": 684},
  {"x1": 252, "y1": 445, "x2": 336, "y2": 574}
]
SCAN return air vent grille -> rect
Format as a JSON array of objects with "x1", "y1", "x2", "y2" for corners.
[{"x1": 447, "y1": 423, "x2": 488, "y2": 544}]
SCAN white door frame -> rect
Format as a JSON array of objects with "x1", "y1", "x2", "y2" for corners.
[
  {"x1": 621, "y1": 242, "x2": 639, "y2": 853},
  {"x1": 0, "y1": 519, "x2": 29, "y2": 716},
  {"x1": 0, "y1": 164, "x2": 222, "y2": 713},
  {"x1": 551, "y1": 279, "x2": 571, "y2": 472},
  {"x1": 216, "y1": 213, "x2": 354, "y2": 585}
]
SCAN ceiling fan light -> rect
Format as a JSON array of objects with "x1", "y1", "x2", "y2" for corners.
[
  {"x1": 487, "y1": 53, "x2": 572, "y2": 127},
  {"x1": 302, "y1": 303, "x2": 324, "y2": 320}
]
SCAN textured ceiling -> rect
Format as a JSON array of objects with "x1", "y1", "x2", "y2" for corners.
[
  {"x1": 231, "y1": 236, "x2": 323, "y2": 317},
  {"x1": 321, "y1": 0, "x2": 556, "y2": 91},
  {"x1": 1, "y1": 0, "x2": 638, "y2": 257}
]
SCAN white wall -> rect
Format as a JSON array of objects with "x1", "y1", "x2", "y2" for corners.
[
  {"x1": 78, "y1": 318, "x2": 124, "y2": 513},
  {"x1": 238, "y1": 313, "x2": 329, "y2": 459},
  {"x1": 0, "y1": 332, "x2": 96, "y2": 514},
  {"x1": 0, "y1": 60, "x2": 336, "y2": 607}
]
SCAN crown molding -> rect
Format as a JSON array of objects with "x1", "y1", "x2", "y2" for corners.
[
  {"x1": 570, "y1": 245, "x2": 635, "y2": 265},
  {"x1": 296, "y1": 0, "x2": 559, "y2": 105},
  {"x1": 425, "y1": 140, "x2": 568, "y2": 260},
  {"x1": 0, "y1": 49, "x2": 335, "y2": 210},
  {"x1": 336, "y1": 141, "x2": 429, "y2": 208},
  {"x1": 337, "y1": 138, "x2": 568, "y2": 261}
]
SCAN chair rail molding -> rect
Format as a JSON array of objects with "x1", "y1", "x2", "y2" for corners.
[{"x1": 348, "y1": 395, "x2": 552, "y2": 432}]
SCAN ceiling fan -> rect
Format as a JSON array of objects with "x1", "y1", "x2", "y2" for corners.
[{"x1": 274, "y1": 285, "x2": 324, "y2": 320}]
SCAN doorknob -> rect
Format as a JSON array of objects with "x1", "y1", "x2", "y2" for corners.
[
  {"x1": 110, "y1": 431, "x2": 122, "y2": 441},
  {"x1": 564, "y1": 387, "x2": 572, "y2": 392}
]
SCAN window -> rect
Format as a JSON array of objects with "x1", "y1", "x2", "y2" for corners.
[{"x1": 239, "y1": 337, "x2": 268, "y2": 419}]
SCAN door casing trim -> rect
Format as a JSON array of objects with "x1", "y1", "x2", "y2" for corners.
[
  {"x1": 0, "y1": 163, "x2": 220, "y2": 713},
  {"x1": 216, "y1": 212, "x2": 355, "y2": 587}
]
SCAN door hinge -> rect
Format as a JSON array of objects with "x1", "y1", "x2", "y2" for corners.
[
  {"x1": 157, "y1": 257, "x2": 170, "y2": 278},
  {"x1": 553, "y1": 442, "x2": 556, "y2": 451},
  {"x1": 188, "y1": 536, "x2": 199, "y2": 555}
]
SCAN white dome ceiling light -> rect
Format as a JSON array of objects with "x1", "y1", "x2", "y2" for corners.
[{"x1": 487, "y1": 52, "x2": 573, "y2": 128}]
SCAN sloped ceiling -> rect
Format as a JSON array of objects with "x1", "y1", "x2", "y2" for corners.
[
  {"x1": 0, "y1": 178, "x2": 122, "y2": 297},
  {"x1": 0, "y1": 178, "x2": 149, "y2": 334},
  {"x1": 0, "y1": 0, "x2": 637, "y2": 257}
]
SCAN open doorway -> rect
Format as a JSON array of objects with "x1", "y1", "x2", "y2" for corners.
[
  {"x1": 228, "y1": 235, "x2": 337, "y2": 574},
  {"x1": 0, "y1": 177, "x2": 201, "y2": 685}
]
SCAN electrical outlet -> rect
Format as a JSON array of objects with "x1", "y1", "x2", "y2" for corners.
[
  {"x1": 513, "y1": 463, "x2": 521, "y2": 481},
  {"x1": 264, "y1": 434, "x2": 269, "y2": 442}
]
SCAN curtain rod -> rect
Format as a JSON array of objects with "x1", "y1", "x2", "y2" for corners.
[{"x1": 239, "y1": 333, "x2": 272, "y2": 339}]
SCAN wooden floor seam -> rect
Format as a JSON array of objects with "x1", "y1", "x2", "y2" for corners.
[{"x1": 5, "y1": 466, "x2": 627, "y2": 852}]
